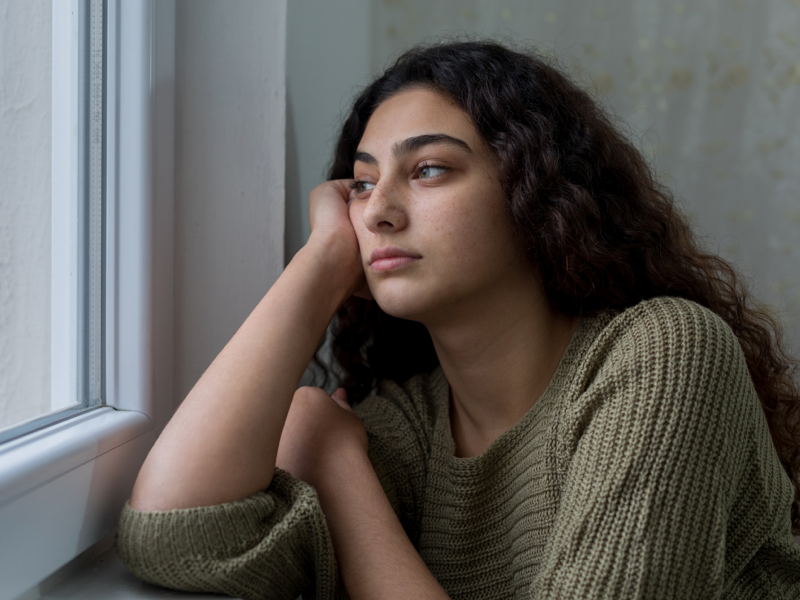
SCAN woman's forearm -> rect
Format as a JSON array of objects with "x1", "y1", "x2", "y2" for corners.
[
  {"x1": 317, "y1": 450, "x2": 451, "y2": 600},
  {"x1": 130, "y1": 237, "x2": 354, "y2": 511}
]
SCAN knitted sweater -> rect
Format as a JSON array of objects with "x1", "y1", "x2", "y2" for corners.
[{"x1": 115, "y1": 297, "x2": 800, "y2": 599}]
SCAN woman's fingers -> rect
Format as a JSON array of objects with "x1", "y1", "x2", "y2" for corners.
[
  {"x1": 308, "y1": 179, "x2": 355, "y2": 234},
  {"x1": 331, "y1": 387, "x2": 353, "y2": 411},
  {"x1": 307, "y1": 179, "x2": 375, "y2": 302},
  {"x1": 305, "y1": 180, "x2": 367, "y2": 298}
]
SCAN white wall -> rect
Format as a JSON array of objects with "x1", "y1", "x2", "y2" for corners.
[
  {"x1": 174, "y1": 0, "x2": 287, "y2": 404},
  {"x1": 0, "y1": 0, "x2": 51, "y2": 429}
]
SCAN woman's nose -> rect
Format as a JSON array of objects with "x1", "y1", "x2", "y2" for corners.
[{"x1": 361, "y1": 181, "x2": 408, "y2": 233}]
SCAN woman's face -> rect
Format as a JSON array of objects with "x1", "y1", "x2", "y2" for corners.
[{"x1": 349, "y1": 87, "x2": 536, "y2": 325}]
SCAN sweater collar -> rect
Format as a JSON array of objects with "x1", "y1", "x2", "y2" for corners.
[{"x1": 429, "y1": 311, "x2": 613, "y2": 464}]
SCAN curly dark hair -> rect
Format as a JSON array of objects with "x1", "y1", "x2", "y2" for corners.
[{"x1": 313, "y1": 40, "x2": 800, "y2": 532}]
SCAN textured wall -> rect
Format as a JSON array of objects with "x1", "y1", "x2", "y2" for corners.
[
  {"x1": 0, "y1": 0, "x2": 52, "y2": 429},
  {"x1": 369, "y1": 0, "x2": 800, "y2": 354},
  {"x1": 174, "y1": 0, "x2": 286, "y2": 404}
]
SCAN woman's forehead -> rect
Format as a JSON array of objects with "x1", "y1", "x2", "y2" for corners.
[{"x1": 358, "y1": 88, "x2": 480, "y2": 157}]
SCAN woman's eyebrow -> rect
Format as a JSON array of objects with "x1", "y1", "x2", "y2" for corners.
[{"x1": 354, "y1": 133, "x2": 472, "y2": 166}]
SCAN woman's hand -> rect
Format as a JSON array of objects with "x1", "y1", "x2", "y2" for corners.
[
  {"x1": 307, "y1": 180, "x2": 371, "y2": 299},
  {"x1": 276, "y1": 386, "x2": 368, "y2": 491},
  {"x1": 277, "y1": 386, "x2": 451, "y2": 600}
]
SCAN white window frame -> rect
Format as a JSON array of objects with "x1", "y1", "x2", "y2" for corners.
[{"x1": 0, "y1": 1, "x2": 174, "y2": 598}]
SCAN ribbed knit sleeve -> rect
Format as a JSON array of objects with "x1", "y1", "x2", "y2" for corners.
[
  {"x1": 114, "y1": 375, "x2": 440, "y2": 600},
  {"x1": 114, "y1": 468, "x2": 345, "y2": 600},
  {"x1": 533, "y1": 297, "x2": 799, "y2": 599}
]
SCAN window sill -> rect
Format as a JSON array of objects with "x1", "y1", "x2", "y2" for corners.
[
  {"x1": 0, "y1": 408, "x2": 155, "y2": 600},
  {"x1": 22, "y1": 542, "x2": 231, "y2": 600}
]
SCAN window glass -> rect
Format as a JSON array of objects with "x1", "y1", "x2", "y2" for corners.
[{"x1": 0, "y1": 0, "x2": 104, "y2": 441}]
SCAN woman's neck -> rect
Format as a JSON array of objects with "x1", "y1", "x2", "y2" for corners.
[{"x1": 426, "y1": 283, "x2": 580, "y2": 458}]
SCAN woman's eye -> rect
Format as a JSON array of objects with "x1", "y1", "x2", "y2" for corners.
[
  {"x1": 418, "y1": 165, "x2": 448, "y2": 179},
  {"x1": 350, "y1": 180, "x2": 375, "y2": 193}
]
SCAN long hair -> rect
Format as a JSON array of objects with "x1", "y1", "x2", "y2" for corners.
[{"x1": 314, "y1": 40, "x2": 800, "y2": 531}]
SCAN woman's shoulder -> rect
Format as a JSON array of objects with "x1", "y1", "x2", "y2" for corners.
[
  {"x1": 563, "y1": 296, "x2": 754, "y2": 426},
  {"x1": 594, "y1": 296, "x2": 742, "y2": 366},
  {"x1": 564, "y1": 296, "x2": 744, "y2": 394},
  {"x1": 611, "y1": 295, "x2": 731, "y2": 334},
  {"x1": 560, "y1": 296, "x2": 766, "y2": 480},
  {"x1": 569, "y1": 296, "x2": 756, "y2": 427}
]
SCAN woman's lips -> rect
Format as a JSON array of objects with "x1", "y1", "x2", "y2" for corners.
[{"x1": 369, "y1": 246, "x2": 421, "y2": 272}]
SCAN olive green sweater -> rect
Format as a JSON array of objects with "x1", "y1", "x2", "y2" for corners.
[{"x1": 115, "y1": 297, "x2": 800, "y2": 599}]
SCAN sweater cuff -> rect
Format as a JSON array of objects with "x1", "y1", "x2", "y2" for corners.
[{"x1": 115, "y1": 469, "x2": 339, "y2": 600}]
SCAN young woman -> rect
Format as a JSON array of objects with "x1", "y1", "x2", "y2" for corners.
[{"x1": 117, "y1": 41, "x2": 800, "y2": 599}]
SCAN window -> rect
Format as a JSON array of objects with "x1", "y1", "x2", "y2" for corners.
[
  {"x1": 0, "y1": 1, "x2": 175, "y2": 596},
  {"x1": 0, "y1": 0, "x2": 104, "y2": 445}
]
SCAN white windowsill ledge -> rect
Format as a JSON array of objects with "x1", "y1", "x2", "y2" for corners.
[
  {"x1": 0, "y1": 408, "x2": 151, "y2": 504},
  {"x1": 0, "y1": 408, "x2": 156, "y2": 600}
]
